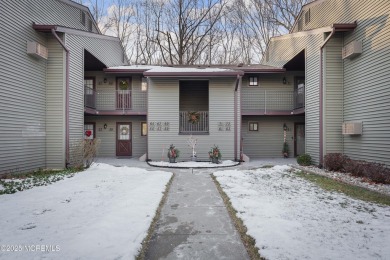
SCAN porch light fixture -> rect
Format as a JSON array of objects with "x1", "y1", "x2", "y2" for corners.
[
  {"x1": 283, "y1": 123, "x2": 289, "y2": 131},
  {"x1": 104, "y1": 123, "x2": 107, "y2": 129},
  {"x1": 103, "y1": 78, "x2": 107, "y2": 83},
  {"x1": 283, "y1": 77, "x2": 287, "y2": 84}
]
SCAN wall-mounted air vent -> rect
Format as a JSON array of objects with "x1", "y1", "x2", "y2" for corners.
[
  {"x1": 342, "y1": 122, "x2": 362, "y2": 135},
  {"x1": 27, "y1": 41, "x2": 48, "y2": 60},
  {"x1": 342, "y1": 41, "x2": 362, "y2": 59}
]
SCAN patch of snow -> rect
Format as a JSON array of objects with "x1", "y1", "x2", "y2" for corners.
[
  {"x1": 149, "y1": 160, "x2": 239, "y2": 168},
  {"x1": 146, "y1": 67, "x2": 237, "y2": 73},
  {"x1": 107, "y1": 65, "x2": 164, "y2": 70},
  {"x1": 214, "y1": 166, "x2": 390, "y2": 260},
  {"x1": 0, "y1": 163, "x2": 172, "y2": 259}
]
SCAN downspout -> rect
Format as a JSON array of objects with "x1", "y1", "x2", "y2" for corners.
[
  {"x1": 319, "y1": 27, "x2": 335, "y2": 166},
  {"x1": 234, "y1": 75, "x2": 241, "y2": 161},
  {"x1": 51, "y1": 29, "x2": 70, "y2": 168}
]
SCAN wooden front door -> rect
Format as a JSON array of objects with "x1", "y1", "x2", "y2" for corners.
[
  {"x1": 116, "y1": 77, "x2": 132, "y2": 110},
  {"x1": 116, "y1": 123, "x2": 132, "y2": 156},
  {"x1": 294, "y1": 123, "x2": 305, "y2": 157}
]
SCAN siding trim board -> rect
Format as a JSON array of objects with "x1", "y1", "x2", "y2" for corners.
[
  {"x1": 319, "y1": 24, "x2": 356, "y2": 164},
  {"x1": 51, "y1": 29, "x2": 70, "y2": 167}
]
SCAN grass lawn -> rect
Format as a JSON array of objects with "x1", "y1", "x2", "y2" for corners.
[{"x1": 295, "y1": 170, "x2": 390, "y2": 206}]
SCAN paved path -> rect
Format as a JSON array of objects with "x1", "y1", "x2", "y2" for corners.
[{"x1": 145, "y1": 168, "x2": 250, "y2": 260}]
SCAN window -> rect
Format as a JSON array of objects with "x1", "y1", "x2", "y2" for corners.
[
  {"x1": 298, "y1": 18, "x2": 303, "y2": 31},
  {"x1": 84, "y1": 123, "x2": 95, "y2": 139},
  {"x1": 88, "y1": 19, "x2": 93, "y2": 32},
  {"x1": 305, "y1": 9, "x2": 311, "y2": 25},
  {"x1": 141, "y1": 122, "x2": 147, "y2": 136},
  {"x1": 249, "y1": 122, "x2": 258, "y2": 131},
  {"x1": 80, "y1": 11, "x2": 86, "y2": 26},
  {"x1": 249, "y1": 76, "x2": 258, "y2": 86},
  {"x1": 141, "y1": 77, "x2": 148, "y2": 92}
]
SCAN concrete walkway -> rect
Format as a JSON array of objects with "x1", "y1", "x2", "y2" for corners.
[{"x1": 145, "y1": 168, "x2": 250, "y2": 260}]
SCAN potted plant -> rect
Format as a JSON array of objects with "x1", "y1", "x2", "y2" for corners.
[
  {"x1": 167, "y1": 144, "x2": 180, "y2": 163},
  {"x1": 119, "y1": 79, "x2": 129, "y2": 90},
  {"x1": 282, "y1": 142, "x2": 289, "y2": 158},
  {"x1": 209, "y1": 145, "x2": 222, "y2": 164}
]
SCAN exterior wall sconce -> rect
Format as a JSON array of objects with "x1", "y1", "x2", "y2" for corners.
[
  {"x1": 283, "y1": 77, "x2": 287, "y2": 84},
  {"x1": 103, "y1": 78, "x2": 107, "y2": 83},
  {"x1": 104, "y1": 123, "x2": 107, "y2": 129},
  {"x1": 283, "y1": 123, "x2": 289, "y2": 131}
]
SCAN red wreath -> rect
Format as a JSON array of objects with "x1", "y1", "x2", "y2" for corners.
[{"x1": 85, "y1": 130, "x2": 92, "y2": 137}]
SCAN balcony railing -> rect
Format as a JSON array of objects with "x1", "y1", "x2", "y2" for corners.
[
  {"x1": 84, "y1": 87, "x2": 147, "y2": 112},
  {"x1": 242, "y1": 88, "x2": 305, "y2": 113},
  {"x1": 180, "y1": 111, "x2": 209, "y2": 133}
]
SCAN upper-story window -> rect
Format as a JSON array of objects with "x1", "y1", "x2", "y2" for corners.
[
  {"x1": 88, "y1": 19, "x2": 93, "y2": 32},
  {"x1": 298, "y1": 17, "x2": 303, "y2": 31},
  {"x1": 305, "y1": 9, "x2": 311, "y2": 25},
  {"x1": 80, "y1": 11, "x2": 86, "y2": 26},
  {"x1": 249, "y1": 76, "x2": 258, "y2": 86}
]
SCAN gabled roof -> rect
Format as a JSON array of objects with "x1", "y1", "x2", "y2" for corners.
[{"x1": 290, "y1": 0, "x2": 328, "y2": 33}]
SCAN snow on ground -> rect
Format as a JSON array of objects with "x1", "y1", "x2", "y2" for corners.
[
  {"x1": 0, "y1": 163, "x2": 172, "y2": 260},
  {"x1": 149, "y1": 160, "x2": 239, "y2": 168},
  {"x1": 214, "y1": 166, "x2": 390, "y2": 260}
]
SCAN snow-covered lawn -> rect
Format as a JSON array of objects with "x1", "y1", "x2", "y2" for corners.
[
  {"x1": 214, "y1": 166, "x2": 390, "y2": 260},
  {"x1": 0, "y1": 163, "x2": 172, "y2": 259},
  {"x1": 149, "y1": 160, "x2": 239, "y2": 168}
]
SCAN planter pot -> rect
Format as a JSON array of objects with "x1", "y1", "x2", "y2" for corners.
[
  {"x1": 212, "y1": 157, "x2": 219, "y2": 164},
  {"x1": 191, "y1": 156, "x2": 197, "y2": 162},
  {"x1": 169, "y1": 157, "x2": 176, "y2": 163},
  {"x1": 283, "y1": 153, "x2": 289, "y2": 158}
]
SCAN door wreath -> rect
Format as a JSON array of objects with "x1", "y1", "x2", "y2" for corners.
[
  {"x1": 188, "y1": 111, "x2": 200, "y2": 124},
  {"x1": 121, "y1": 126, "x2": 129, "y2": 135}
]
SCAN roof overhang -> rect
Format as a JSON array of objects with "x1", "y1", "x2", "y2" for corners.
[
  {"x1": 32, "y1": 23, "x2": 121, "y2": 41},
  {"x1": 332, "y1": 23, "x2": 358, "y2": 31},
  {"x1": 143, "y1": 71, "x2": 245, "y2": 77}
]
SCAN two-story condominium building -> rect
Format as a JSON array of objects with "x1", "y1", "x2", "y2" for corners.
[
  {"x1": 84, "y1": 64, "x2": 305, "y2": 162},
  {"x1": 1, "y1": 0, "x2": 389, "y2": 174},
  {"x1": 263, "y1": 0, "x2": 390, "y2": 166},
  {"x1": 0, "y1": 0, "x2": 128, "y2": 173}
]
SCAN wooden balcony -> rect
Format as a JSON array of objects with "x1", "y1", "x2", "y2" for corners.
[
  {"x1": 84, "y1": 87, "x2": 147, "y2": 115},
  {"x1": 179, "y1": 111, "x2": 209, "y2": 134},
  {"x1": 242, "y1": 89, "x2": 305, "y2": 115}
]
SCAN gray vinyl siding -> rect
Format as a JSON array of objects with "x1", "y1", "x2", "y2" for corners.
[
  {"x1": 293, "y1": 0, "x2": 389, "y2": 34},
  {"x1": 242, "y1": 116, "x2": 305, "y2": 158},
  {"x1": 46, "y1": 34, "x2": 66, "y2": 168},
  {"x1": 323, "y1": 34, "x2": 343, "y2": 155},
  {"x1": 84, "y1": 72, "x2": 147, "y2": 112},
  {"x1": 148, "y1": 78, "x2": 236, "y2": 161},
  {"x1": 65, "y1": 34, "x2": 127, "y2": 165},
  {"x1": 0, "y1": 1, "x2": 47, "y2": 174},
  {"x1": 342, "y1": 3, "x2": 390, "y2": 165},
  {"x1": 0, "y1": 0, "x2": 112, "y2": 173},
  {"x1": 241, "y1": 72, "x2": 305, "y2": 111},
  {"x1": 84, "y1": 116, "x2": 147, "y2": 157},
  {"x1": 264, "y1": 33, "x2": 324, "y2": 163}
]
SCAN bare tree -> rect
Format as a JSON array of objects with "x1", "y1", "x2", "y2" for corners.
[
  {"x1": 73, "y1": 0, "x2": 307, "y2": 65},
  {"x1": 151, "y1": 0, "x2": 226, "y2": 65},
  {"x1": 264, "y1": 0, "x2": 309, "y2": 32}
]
